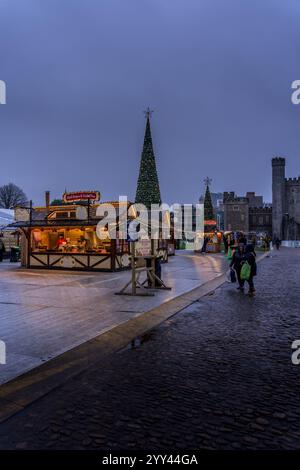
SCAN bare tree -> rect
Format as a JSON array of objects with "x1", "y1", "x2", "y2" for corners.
[{"x1": 0, "y1": 183, "x2": 28, "y2": 209}]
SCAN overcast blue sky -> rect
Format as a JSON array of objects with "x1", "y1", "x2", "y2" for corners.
[{"x1": 0, "y1": 0, "x2": 300, "y2": 205}]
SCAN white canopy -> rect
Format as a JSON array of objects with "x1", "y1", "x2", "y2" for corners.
[{"x1": 0, "y1": 209, "x2": 14, "y2": 229}]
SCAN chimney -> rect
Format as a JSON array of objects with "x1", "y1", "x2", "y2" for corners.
[{"x1": 45, "y1": 191, "x2": 50, "y2": 209}]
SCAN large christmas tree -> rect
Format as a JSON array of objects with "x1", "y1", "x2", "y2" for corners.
[
  {"x1": 135, "y1": 109, "x2": 161, "y2": 209},
  {"x1": 204, "y1": 179, "x2": 214, "y2": 220}
]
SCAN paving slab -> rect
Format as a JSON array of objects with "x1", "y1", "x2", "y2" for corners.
[{"x1": 0, "y1": 251, "x2": 228, "y2": 385}]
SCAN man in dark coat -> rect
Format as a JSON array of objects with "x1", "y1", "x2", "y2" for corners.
[
  {"x1": 274, "y1": 237, "x2": 281, "y2": 250},
  {"x1": 201, "y1": 236, "x2": 209, "y2": 254},
  {"x1": 230, "y1": 243, "x2": 245, "y2": 290},
  {"x1": 0, "y1": 237, "x2": 5, "y2": 262},
  {"x1": 238, "y1": 232, "x2": 247, "y2": 246},
  {"x1": 223, "y1": 234, "x2": 228, "y2": 254},
  {"x1": 233, "y1": 244, "x2": 257, "y2": 296}
]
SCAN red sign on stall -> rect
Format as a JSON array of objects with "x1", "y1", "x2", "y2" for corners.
[{"x1": 63, "y1": 191, "x2": 101, "y2": 203}]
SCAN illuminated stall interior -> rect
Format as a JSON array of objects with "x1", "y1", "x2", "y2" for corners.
[
  {"x1": 31, "y1": 226, "x2": 112, "y2": 255},
  {"x1": 12, "y1": 194, "x2": 174, "y2": 271},
  {"x1": 13, "y1": 198, "x2": 132, "y2": 271},
  {"x1": 194, "y1": 220, "x2": 222, "y2": 253}
]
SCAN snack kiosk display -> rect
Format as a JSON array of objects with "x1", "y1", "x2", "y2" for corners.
[
  {"x1": 13, "y1": 195, "x2": 132, "y2": 272},
  {"x1": 12, "y1": 192, "x2": 175, "y2": 272},
  {"x1": 195, "y1": 220, "x2": 222, "y2": 253}
]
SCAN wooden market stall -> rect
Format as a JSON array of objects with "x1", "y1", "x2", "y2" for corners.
[
  {"x1": 204, "y1": 220, "x2": 222, "y2": 253},
  {"x1": 13, "y1": 198, "x2": 132, "y2": 272},
  {"x1": 11, "y1": 192, "x2": 175, "y2": 272},
  {"x1": 194, "y1": 219, "x2": 222, "y2": 253}
]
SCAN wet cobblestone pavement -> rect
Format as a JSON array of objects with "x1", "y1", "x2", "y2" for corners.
[
  {"x1": 0, "y1": 248, "x2": 299, "y2": 450},
  {"x1": 0, "y1": 252, "x2": 227, "y2": 385}
]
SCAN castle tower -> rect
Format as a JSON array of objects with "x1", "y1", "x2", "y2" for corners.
[
  {"x1": 272, "y1": 157, "x2": 286, "y2": 239},
  {"x1": 135, "y1": 108, "x2": 161, "y2": 209}
]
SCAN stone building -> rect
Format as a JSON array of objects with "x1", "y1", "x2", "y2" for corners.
[
  {"x1": 272, "y1": 157, "x2": 300, "y2": 240},
  {"x1": 246, "y1": 192, "x2": 263, "y2": 208},
  {"x1": 223, "y1": 192, "x2": 272, "y2": 235},
  {"x1": 223, "y1": 192, "x2": 249, "y2": 233},
  {"x1": 249, "y1": 207, "x2": 272, "y2": 234}
]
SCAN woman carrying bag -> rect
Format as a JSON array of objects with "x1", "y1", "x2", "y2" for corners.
[{"x1": 240, "y1": 244, "x2": 257, "y2": 297}]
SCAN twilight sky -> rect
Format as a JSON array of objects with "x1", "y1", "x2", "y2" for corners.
[{"x1": 0, "y1": 0, "x2": 300, "y2": 206}]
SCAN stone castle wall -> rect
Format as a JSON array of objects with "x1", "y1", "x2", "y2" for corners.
[
  {"x1": 272, "y1": 157, "x2": 300, "y2": 240},
  {"x1": 272, "y1": 157, "x2": 286, "y2": 239},
  {"x1": 285, "y1": 178, "x2": 300, "y2": 226}
]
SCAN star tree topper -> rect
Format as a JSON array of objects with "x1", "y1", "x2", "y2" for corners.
[
  {"x1": 204, "y1": 177, "x2": 212, "y2": 187},
  {"x1": 143, "y1": 107, "x2": 154, "y2": 119}
]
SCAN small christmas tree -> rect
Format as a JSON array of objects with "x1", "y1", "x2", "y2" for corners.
[
  {"x1": 135, "y1": 109, "x2": 161, "y2": 209},
  {"x1": 204, "y1": 178, "x2": 214, "y2": 220}
]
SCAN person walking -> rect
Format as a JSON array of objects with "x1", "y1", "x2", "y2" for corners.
[
  {"x1": 223, "y1": 234, "x2": 228, "y2": 254},
  {"x1": 201, "y1": 236, "x2": 209, "y2": 254},
  {"x1": 0, "y1": 237, "x2": 6, "y2": 262},
  {"x1": 275, "y1": 237, "x2": 281, "y2": 250},
  {"x1": 238, "y1": 232, "x2": 247, "y2": 246},
  {"x1": 241, "y1": 244, "x2": 257, "y2": 296},
  {"x1": 229, "y1": 243, "x2": 245, "y2": 291},
  {"x1": 264, "y1": 234, "x2": 271, "y2": 251},
  {"x1": 230, "y1": 243, "x2": 257, "y2": 296}
]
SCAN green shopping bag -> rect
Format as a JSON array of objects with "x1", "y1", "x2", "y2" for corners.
[
  {"x1": 227, "y1": 247, "x2": 233, "y2": 261},
  {"x1": 241, "y1": 261, "x2": 251, "y2": 280}
]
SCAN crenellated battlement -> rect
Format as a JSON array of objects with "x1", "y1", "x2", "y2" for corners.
[
  {"x1": 223, "y1": 191, "x2": 250, "y2": 203},
  {"x1": 272, "y1": 157, "x2": 286, "y2": 167},
  {"x1": 285, "y1": 177, "x2": 300, "y2": 184},
  {"x1": 249, "y1": 206, "x2": 272, "y2": 213},
  {"x1": 223, "y1": 191, "x2": 235, "y2": 202}
]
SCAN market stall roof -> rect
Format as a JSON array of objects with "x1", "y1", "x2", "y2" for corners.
[
  {"x1": 0, "y1": 209, "x2": 14, "y2": 229},
  {"x1": 8, "y1": 201, "x2": 134, "y2": 229}
]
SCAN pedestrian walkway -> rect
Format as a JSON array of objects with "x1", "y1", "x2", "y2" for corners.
[
  {"x1": 0, "y1": 251, "x2": 228, "y2": 384},
  {"x1": 0, "y1": 248, "x2": 298, "y2": 450}
]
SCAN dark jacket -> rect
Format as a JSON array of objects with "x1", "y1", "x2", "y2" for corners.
[
  {"x1": 230, "y1": 248, "x2": 244, "y2": 271},
  {"x1": 238, "y1": 236, "x2": 247, "y2": 245}
]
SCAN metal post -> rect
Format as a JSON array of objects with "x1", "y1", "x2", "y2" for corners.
[
  {"x1": 29, "y1": 200, "x2": 32, "y2": 227},
  {"x1": 87, "y1": 198, "x2": 90, "y2": 223},
  {"x1": 131, "y1": 241, "x2": 136, "y2": 295},
  {"x1": 151, "y1": 239, "x2": 156, "y2": 288}
]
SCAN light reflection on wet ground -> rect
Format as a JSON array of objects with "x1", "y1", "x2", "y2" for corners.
[{"x1": 0, "y1": 251, "x2": 228, "y2": 384}]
